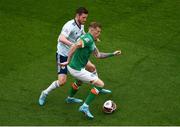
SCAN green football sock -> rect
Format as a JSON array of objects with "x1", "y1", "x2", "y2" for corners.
[
  {"x1": 69, "y1": 80, "x2": 81, "y2": 97},
  {"x1": 85, "y1": 86, "x2": 102, "y2": 105}
]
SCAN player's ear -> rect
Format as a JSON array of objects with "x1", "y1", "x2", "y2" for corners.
[
  {"x1": 89, "y1": 28, "x2": 94, "y2": 34},
  {"x1": 76, "y1": 13, "x2": 79, "y2": 18}
]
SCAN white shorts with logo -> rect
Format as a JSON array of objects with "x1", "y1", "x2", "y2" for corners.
[{"x1": 67, "y1": 65, "x2": 98, "y2": 84}]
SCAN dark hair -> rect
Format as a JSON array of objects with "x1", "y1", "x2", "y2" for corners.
[
  {"x1": 76, "y1": 7, "x2": 88, "y2": 15},
  {"x1": 89, "y1": 22, "x2": 102, "y2": 29}
]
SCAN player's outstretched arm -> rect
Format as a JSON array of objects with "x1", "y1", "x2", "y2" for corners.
[{"x1": 93, "y1": 47, "x2": 121, "y2": 59}]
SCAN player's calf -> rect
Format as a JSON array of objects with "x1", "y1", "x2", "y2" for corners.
[
  {"x1": 93, "y1": 78, "x2": 111, "y2": 94},
  {"x1": 86, "y1": 61, "x2": 96, "y2": 72},
  {"x1": 93, "y1": 78, "x2": 104, "y2": 88},
  {"x1": 65, "y1": 80, "x2": 82, "y2": 103}
]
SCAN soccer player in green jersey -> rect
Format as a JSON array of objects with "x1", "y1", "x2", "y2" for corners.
[
  {"x1": 38, "y1": 7, "x2": 111, "y2": 106},
  {"x1": 61, "y1": 22, "x2": 121, "y2": 118}
]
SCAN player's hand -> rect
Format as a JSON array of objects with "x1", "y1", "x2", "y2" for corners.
[
  {"x1": 113, "y1": 50, "x2": 121, "y2": 56},
  {"x1": 59, "y1": 61, "x2": 69, "y2": 66}
]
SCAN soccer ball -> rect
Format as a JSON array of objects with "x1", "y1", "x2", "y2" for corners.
[{"x1": 103, "y1": 100, "x2": 117, "y2": 113}]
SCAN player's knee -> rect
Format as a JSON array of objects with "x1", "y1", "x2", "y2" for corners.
[
  {"x1": 86, "y1": 64, "x2": 96, "y2": 72},
  {"x1": 94, "y1": 79, "x2": 104, "y2": 87},
  {"x1": 58, "y1": 78, "x2": 66, "y2": 86},
  {"x1": 91, "y1": 65, "x2": 96, "y2": 72}
]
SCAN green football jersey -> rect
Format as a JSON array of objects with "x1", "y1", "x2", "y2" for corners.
[{"x1": 69, "y1": 33, "x2": 96, "y2": 70}]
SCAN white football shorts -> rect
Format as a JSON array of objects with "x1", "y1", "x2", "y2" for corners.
[{"x1": 67, "y1": 65, "x2": 98, "y2": 84}]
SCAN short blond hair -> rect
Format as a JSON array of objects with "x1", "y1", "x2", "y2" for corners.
[{"x1": 89, "y1": 22, "x2": 102, "y2": 29}]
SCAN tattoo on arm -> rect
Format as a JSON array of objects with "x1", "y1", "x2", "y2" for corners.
[
  {"x1": 99, "y1": 52, "x2": 114, "y2": 58},
  {"x1": 93, "y1": 47, "x2": 114, "y2": 59}
]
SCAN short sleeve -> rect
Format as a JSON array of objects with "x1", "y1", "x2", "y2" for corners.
[{"x1": 60, "y1": 22, "x2": 73, "y2": 37}]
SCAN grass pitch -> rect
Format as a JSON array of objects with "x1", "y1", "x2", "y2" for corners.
[{"x1": 0, "y1": 0, "x2": 180, "y2": 125}]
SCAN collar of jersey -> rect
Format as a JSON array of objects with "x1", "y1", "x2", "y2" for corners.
[
  {"x1": 74, "y1": 19, "x2": 81, "y2": 29},
  {"x1": 87, "y1": 33, "x2": 95, "y2": 41}
]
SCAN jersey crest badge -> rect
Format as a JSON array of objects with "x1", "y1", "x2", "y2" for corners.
[{"x1": 84, "y1": 38, "x2": 90, "y2": 42}]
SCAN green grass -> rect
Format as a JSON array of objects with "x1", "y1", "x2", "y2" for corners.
[{"x1": 0, "y1": 0, "x2": 180, "y2": 125}]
